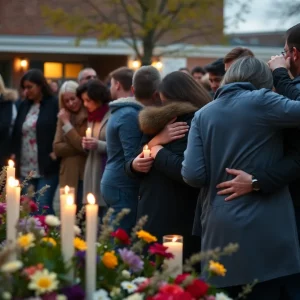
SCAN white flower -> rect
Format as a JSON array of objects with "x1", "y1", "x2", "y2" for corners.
[
  {"x1": 121, "y1": 281, "x2": 138, "y2": 293},
  {"x1": 1, "y1": 260, "x2": 23, "y2": 273},
  {"x1": 124, "y1": 293, "x2": 144, "y2": 300},
  {"x1": 215, "y1": 292, "x2": 233, "y2": 300},
  {"x1": 2, "y1": 292, "x2": 12, "y2": 299},
  {"x1": 132, "y1": 277, "x2": 147, "y2": 285},
  {"x1": 110, "y1": 287, "x2": 121, "y2": 297},
  {"x1": 45, "y1": 215, "x2": 60, "y2": 227},
  {"x1": 122, "y1": 270, "x2": 131, "y2": 279},
  {"x1": 39, "y1": 229, "x2": 46, "y2": 237},
  {"x1": 74, "y1": 225, "x2": 81, "y2": 236},
  {"x1": 28, "y1": 269, "x2": 59, "y2": 295},
  {"x1": 56, "y1": 295, "x2": 67, "y2": 300},
  {"x1": 93, "y1": 289, "x2": 110, "y2": 300}
]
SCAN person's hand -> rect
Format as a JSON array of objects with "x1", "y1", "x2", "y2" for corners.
[
  {"x1": 150, "y1": 145, "x2": 163, "y2": 159},
  {"x1": 216, "y1": 168, "x2": 253, "y2": 201},
  {"x1": 132, "y1": 152, "x2": 154, "y2": 173},
  {"x1": 268, "y1": 55, "x2": 290, "y2": 71},
  {"x1": 152, "y1": 118, "x2": 189, "y2": 146},
  {"x1": 57, "y1": 108, "x2": 71, "y2": 124},
  {"x1": 82, "y1": 137, "x2": 98, "y2": 150},
  {"x1": 49, "y1": 152, "x2": 57, "y2": 161}
]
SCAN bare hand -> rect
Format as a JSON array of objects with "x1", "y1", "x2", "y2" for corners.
[
  {"x1": 268, "y1": 55, "x2": 290, "y2": 71},
  {"x1": 58, "y1": 108, "x2": 71, "y2": 124},
  {"x1": 82, "y1": 137, "x2": 98, "y2": 150},
  {"x1": 150, "y1": 145, "x2": 163, "y2": 159},
  {"x1": 216, "y1": 168, "x2": 253, "y2": 201},
  {"x1": 49, "y1": 152, "x2": 57, "y2": 161},
  {"x1": 132, "y1": 152, "x2": 154, "y2": 173}
]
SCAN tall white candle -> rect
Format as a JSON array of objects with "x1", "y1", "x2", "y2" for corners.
[
  {"x1": 6, "y1": 178, "x2": 20, "y2": 245},
  {"x1": 61, "y1": 194, "x2": 76, "y2": 280},
  {"x1": 86, "y1": 127, "x2": 92, "y2": 138},
  {"x1": 85, "y1": 193, "x2": 98, "y2": 300},
  {"x1": 163, "y1": 235, "x2": 183, "y2": 277},
  {"x1": 143, "y1": 144, "x2": 151, "y2": 158},
  {"x1": 6, "y1": 160, "x2": 15, "y2": 185}
]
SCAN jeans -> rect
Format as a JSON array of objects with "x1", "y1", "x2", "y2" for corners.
[
  {"x1": 22, "y1": 175, "x2": 59, "y2": 215},
  {"x1": 101, "y1": 183, "x2": 138, "y2": 233}
]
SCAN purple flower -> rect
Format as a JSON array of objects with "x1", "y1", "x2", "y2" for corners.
[
  {"x1": 118, "y1": 248, "x2": 144, "y2": 273},
  {"x1": 0, "y1": 203, "x2": 6, "y2": 214},
  {"x1": 61, "y1": 284, "x2": 85, "y2": 300},
  {"x1": 19, "y1": 217, "x2": 44, "y2": 232}
]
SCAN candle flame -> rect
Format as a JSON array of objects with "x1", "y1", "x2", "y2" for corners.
[
  {"x1": 87, "y1": 193, "x2": 96, "y2": 205},
  {"x1": 8, "y1": 160, "x2": 14, "y2": 168},
  {"x1": 8, "y1": 177, "x2": 16, "y2": 187},
  {"x1": 172, "y1": 237, "x2": 178, "y2": 243},
  {"x1": 64, "y1": 185, "x2": 70, "y2": 194},
  {"x1": 66, "y1": 195, "x2": 74, "y2": 206},
  {"x1": 143, "y1": 144, "x2": 149, "y2": 151}
]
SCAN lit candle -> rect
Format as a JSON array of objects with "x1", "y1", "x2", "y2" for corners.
[
  {"x1": 61, "y1": 194, "x2": 76, "y2": 280},
  {"x1": 163, "y1": 235, "x2": 183, "y2": 277},
  {"x1": 85, "y1": 193, "x2": 98, "y2": 300},
  {"x1": 6, "y1": 178, "x2": 20, "y2": 245},
  {"x1": 143, "y1": 144, "x2": 151, "y2": 158},
  {"x1": 7, "y1": 160, "x2": 15, "y2": 184},
  {"x1": 86, "y1": 127, "x2": 92, "y2": 138}
]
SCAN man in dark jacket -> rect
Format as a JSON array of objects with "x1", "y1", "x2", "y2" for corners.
[{"x1": 217, "y1": 23, "x2": 300, "y2": 300}]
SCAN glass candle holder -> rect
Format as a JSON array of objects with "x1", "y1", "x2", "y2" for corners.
[{"x1": 163, "y1": 235, "x2": 183, "y2": 277}]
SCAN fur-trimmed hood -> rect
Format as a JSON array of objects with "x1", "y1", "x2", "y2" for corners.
[
  {"x1": 139, "y1": 102, "x2": 198, "y2": 135},
  {"x1": 0, "y1": 89, "x2": 19, "y2": 102},
  {"x1": 109, "y1": 96, "x2": 144, "y2": 113}
]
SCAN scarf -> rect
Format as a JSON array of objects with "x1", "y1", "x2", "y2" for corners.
[{"x1": 88, "y1": 104, "x2": 109, "y2": 123}]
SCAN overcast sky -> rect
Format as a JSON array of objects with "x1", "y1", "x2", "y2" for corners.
[{"x1": 225, "y1": 0, "x2": 298, "y2": 33}]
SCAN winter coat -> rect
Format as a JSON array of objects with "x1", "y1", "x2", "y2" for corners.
[{"x1": 182, "y1": 82, "x2": 300, "y2": 287}]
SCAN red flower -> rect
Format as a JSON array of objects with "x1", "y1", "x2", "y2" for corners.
[
  {"x1": 149, "y1": 243, "x2": 174, "y2": 259},
  {"x1": 43, "y1": 205, "x2": 50, "y2": 210},
  {"x1": 111, "y1": 228, "x2": 130, "y2": 245},
  {"x1": 159, "y1": 284, "x2": 184, "y2": 295},
  {"x1": 35, "y1": 215, "x2": 46, "y2": 228},
  {"x1": 29, "y1": 200, "x2": 38, "y2": 213},
  {"x1": 153, "y1": 292, "x2": 193, "y2": 300},
  {"x1": 20, "y1": 195, "x2": 31, "y2": 203},
  {"x1": 174, "y1": 273, "x2": 190, "y2": 285},
  {"x1": 137, "y1": 279, "x2": 151, "y2": 293},
  {"x1": 185, "y1": 279, "x2": 209, "y2": 298}
]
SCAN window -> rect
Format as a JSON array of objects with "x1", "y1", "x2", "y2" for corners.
[
  {"x1": 44, "y1": 62, "x2": 63, "y2": 79},
  {"x1": 65, "y1": 63, "x2": 83, "y2": 78},
  {"x1": 43, "y1": 62, "x2": 84, "y2": 80}
]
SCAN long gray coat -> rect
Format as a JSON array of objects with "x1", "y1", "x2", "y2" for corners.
[
  {"x1": 83, "y1": 111, "x2": 110, "y2": 206},
  {"x1": 182, "y1": 82, "x2": 300, "y2": 287}
]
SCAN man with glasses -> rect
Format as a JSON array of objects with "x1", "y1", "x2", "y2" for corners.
[{"x1": 77, "y1": 68, "x2": 97, "y2": 85}]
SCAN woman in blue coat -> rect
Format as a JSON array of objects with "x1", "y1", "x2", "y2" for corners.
[{"x1": 182, "y1": 57, "x2": 300, "y2": 299}]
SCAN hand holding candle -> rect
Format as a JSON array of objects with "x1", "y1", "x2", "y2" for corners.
[
  {"x1": 86, "y1": 127, "x2": 92, "y2": 138},
  {"x1": 143, "y1": 144, "x2": 151, "y2": 158}
]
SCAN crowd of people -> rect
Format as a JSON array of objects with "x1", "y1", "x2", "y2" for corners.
[{"x1": 2, "y1": 22, "x2": 300, "y2": 299}]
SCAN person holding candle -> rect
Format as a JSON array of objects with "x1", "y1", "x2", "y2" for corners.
[
  {"x1": 11, "y1": 69, "x2": 59, "y2": 214},
  {"x1": 127, "y1": 71, "x2": 211, "y2": 260},
  {"x1": 76, "y1": 80, "x2": 111, "y2": 212},
  {"x1": 53, "y1": 81, "x2": 87, "y2": 211},
  {"x1": 181, "y1": 57, "x2": 300, "y2": 299}
]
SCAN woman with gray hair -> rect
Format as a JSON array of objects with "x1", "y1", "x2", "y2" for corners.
[{"x1": 182, "y1": 56, "x2": 300, "y2": 299}]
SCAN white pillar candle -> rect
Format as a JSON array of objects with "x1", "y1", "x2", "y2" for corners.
[
  {"x1": 6, "y1": 160, "x2": 15, "y2": 185},
  {"x1": 61, "y1": 194, "x2": 76, "y2": 281},
  {"x1": 143, "y1": 144, "x2": 151, "y2": 158},
  {"x1": 6, "y1": 178, "x2": 20, "y2": 245},
  {"x1": 59, "y1": 186, "x2": 75, "y2": 217},
  {"x1": 86, "y1": 127, "x2": 92, "y2": 138},
  {"x1": 85, "y1": 193, "x2": 98, "y2": 300},
  {"x1": 163, "y1": 235, "x2": 183, "y2": 277}
]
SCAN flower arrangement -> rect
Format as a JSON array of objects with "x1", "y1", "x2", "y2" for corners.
[{"x1": 0, "y1": 167, "x2": 253, "y2": 300}]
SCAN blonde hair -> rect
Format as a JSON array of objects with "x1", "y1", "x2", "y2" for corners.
[
  {"x1": 58, "y1": 80, "x2": 79, "y2": 109},
  {"x1": 0, "y1": 74, "x2": 5, "y2": 94},
  {"x1": 0, "y1": 74, "x2": 18, "y2": 101}
]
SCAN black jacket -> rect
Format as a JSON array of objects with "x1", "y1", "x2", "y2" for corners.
[
  {"x1": 0, "y1": 91, "x2": 18, "y2": 168},
  {"x1": 125, "y1": 103, "x2": 201, "y2": 259},
  {"x1": 11, "y1": 96, "x2": 60, "y2": 178},
  {"x1": 252, "y1": 69, "x2": 300, "y2": 206}
]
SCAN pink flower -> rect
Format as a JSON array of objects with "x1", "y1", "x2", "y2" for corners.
[
  {"x1": 149, "y1": 243, "x2": 174, "y2": 259},
  {"x1": 174, "y1": 273, "x2": 190, "y2": 285},
  {"x1": 29, "y1": 200, "x2": 38, "y2": 213}
]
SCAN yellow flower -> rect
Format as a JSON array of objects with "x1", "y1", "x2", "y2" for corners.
[
  {"x1": 41, "y1": 237, "x2": 57, "y2": 247},
  {"x1": 136, "y1": 230, "x2": 157, "y2": 243},
  {"x1": 28, "y1": 269, "x2": 59, "y2": 295},
  {"x1": 102, "y1": 251, "x2": 118, "y2": 269},
  {"x1": 209, "y1": 260, "x2": 227, "y2": 277},
  {"x1": 74, "y1": 237, "x2": 87, "y2": 251},
  {"x1": 17, "y1": 233, "x2": 35, "y2": 251}
]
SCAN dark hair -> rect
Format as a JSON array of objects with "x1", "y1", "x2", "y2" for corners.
[
  {"x1": 224, "y1": 47, "x2": 254, "y2": 64},
  {"x1": 178, "y1": 67, "x2": 190, "y2": 73},
  {"x1": 191, "y1": 66, "x2": 206, "y2": 75},
  {"x1": 205, "y1": 58, "x2": 225, "y2": 76},
  {"x1": 76, "y1": 80, "x2": 111, "y2": 104},
  {"x1": 159, "y1": 71, "x2": 211, "y2": 109},
  {"x1": 110, "y1": 67, "x2": 133, "y2": 91},
  {"x1": 20, "y1": 69, "x2": 53, "y2": 98},
  {"x1": 286, "y1": 23, "x2": 300, "y2": 50}
]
